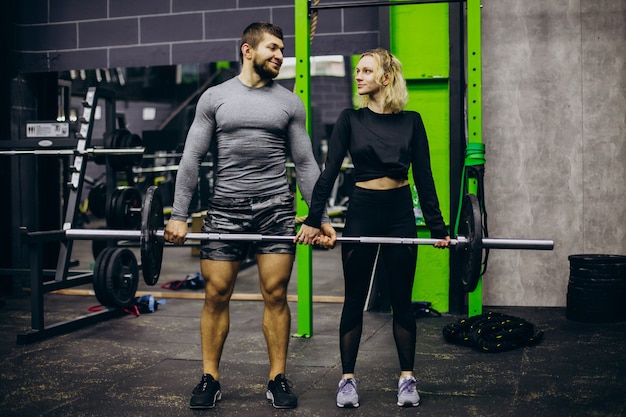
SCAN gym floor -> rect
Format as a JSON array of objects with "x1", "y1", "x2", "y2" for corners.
[{"x1": 1, "y1": 236, "x2": 625, "y2": 417}]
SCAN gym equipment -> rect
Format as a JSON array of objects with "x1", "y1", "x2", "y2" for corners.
[
  {"x1": 100, "y1": 129, "x2": 144, "y2": 171},
  {"x1": 0, "y1": 147, "x2": 144, "y2": 156},
  {"x1": 93, "y1": 247, "x2": 139, "y2": 308},
  {"x1": 105, "y1": 186, "x2": 142, "y2": 230},
  {"x1": 57, "y1": 186, "x2": 553, "y2": 305}
]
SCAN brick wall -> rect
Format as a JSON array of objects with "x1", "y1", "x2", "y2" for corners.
[{"x1": 13, "y1": 0, "x2": 385, "y2": 73}]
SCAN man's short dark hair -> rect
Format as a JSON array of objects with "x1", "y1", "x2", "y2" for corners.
[{"x1": 240, "y1": 22, "x2": 284, "y2": 63}]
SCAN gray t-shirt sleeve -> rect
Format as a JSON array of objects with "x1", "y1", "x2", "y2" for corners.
[{"x1": 170, "y1": 91, "x2": 214, "y2": 222}]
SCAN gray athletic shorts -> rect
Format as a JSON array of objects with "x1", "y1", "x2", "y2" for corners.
[{"x1": 200, "y1": 192, "x2": 296, "y2": 261}]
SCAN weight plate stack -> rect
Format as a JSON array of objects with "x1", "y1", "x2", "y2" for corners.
[
  {"x1": 566, "y1": 254, "x2": 626, "y2": 323},
  {"x1": 93, "y1": 247, "x2": 139, "y2": 308},
  {"x1": 106, "y1": 187, "x2": 142, "y2": 229}
]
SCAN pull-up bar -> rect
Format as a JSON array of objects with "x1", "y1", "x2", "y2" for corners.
[{"x1": 310, "y1": 0, "x2": 464, "y2": 11}]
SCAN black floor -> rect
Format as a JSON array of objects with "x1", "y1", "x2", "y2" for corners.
[{"x1": 1, "y1": 240, "x2": 625, "y2": 417}]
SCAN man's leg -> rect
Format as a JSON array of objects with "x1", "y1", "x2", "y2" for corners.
[
  {"x1": 256, "y1": 253, "x2": 294, "y2": 379},
  {"x1": 257, "y1": 253, "x2": 298, "y2": 409},
  {"x1": 199, "y1": 259, "x2": 242, "y2": 379}
]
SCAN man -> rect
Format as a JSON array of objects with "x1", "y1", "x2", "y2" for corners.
[{"x1": 164, "y1": 22, "x2": 335, "y2": 410}]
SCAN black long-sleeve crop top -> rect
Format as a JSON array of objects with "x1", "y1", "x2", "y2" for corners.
[{"x1": 304, "y1": 107, "x2": 448, "y2": 238}]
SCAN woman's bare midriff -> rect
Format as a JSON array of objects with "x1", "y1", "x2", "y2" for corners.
[{"x1": 355, "y1": 177, "x2": 409, "y2": 190}]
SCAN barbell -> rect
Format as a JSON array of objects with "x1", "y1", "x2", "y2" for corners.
[
  {"x1": 0, "y1": 147, "x2": 145, "y2": 156},
  {"x1": 60, "y1": 186, "x2": 553, "y2": 307}
]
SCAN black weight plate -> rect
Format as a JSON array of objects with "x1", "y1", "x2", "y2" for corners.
[
  {"x1": 127, "y1": 133, "x2": 143, "y2": 167},
  {"x1": 118, "y1": 187, "x2": 142, "y2": 230},
  {"x1": 569, "y1": 270, "x2": 626, "y2": 281},
  {"x1": 108, "y1": 129, "x2": 131, "y2": 171},
  {"x1": 93, "y1": 247, "x2": 116, "y2": 307},
  {"x1": 114, "y1": 187, "x2": 127, "y2": 229},
  {"x1": 88, "y1": 183, "x2": 107, "y2": 218},
  {"x1": 457, "y1": 194, "x2": 483, "y2": 293},
  {"x1": 568, "y1": 254, "x2": 626, "y2": 268},
  {"x1": 105, "y1": 248, "x2": 139, "y2": 308},
  {"x1": 569, "y1": 276, "x2": 626, "y2": 290},
  {"x1": 105, "y1": 188, "x2": 123, "y2": 229},
  {"x1": 569, "y1": 266, "x2": 626, "y2": 278},
  {"x1": 141, "y1": 186, "x2": 164, "y2": 286}
]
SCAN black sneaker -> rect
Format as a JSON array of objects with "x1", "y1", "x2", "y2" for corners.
[
  {"x1": 190, "y1": 374, "x2": 222, "y2": 409},
  {"x1": 266, "y1": 374, "x2": 298, "y2": 409}
]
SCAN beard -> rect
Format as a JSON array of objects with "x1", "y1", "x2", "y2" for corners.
[{"x1": 253, "y1": 57, "x2": 280, "y2": 80}]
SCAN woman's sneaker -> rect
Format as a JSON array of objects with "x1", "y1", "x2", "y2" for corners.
[
  {"x1": 397, "y1": 375, "x2": 420, "y2": 407},
  {"x1": 336, "y1": 377, "x2": 360, "y2": 408},
  {"x1": 189, "y1": 374, "x2": 222, "y2": 409}
]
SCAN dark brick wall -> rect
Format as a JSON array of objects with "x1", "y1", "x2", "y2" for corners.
[{"x1": 13, "y1": 0, "x2": 385, "y2": 73}]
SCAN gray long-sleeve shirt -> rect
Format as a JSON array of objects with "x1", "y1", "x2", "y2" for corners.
[{"x1": 171, "y1": 76, "x2": 327, "y2": 223}]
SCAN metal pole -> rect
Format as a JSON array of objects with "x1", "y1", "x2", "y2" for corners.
[
  {"x1": 294, "y1": 0, "x2": 314, "y2": 338},
  {"x1": 311, "y1": 0, "x2": 464, "y2": 11},
  {"x1": 0, "y1": 148, "x2": 145, "y2": 156},
  {"x1": 466, "y1": 0, "x2": 483, "y2": 317}
]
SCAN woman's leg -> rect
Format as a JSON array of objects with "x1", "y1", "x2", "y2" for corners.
[
  {"x1": 339, "y1": 242, "x2": 378, "y2": 374},
  {"x1": 382, "y1": 244, "x2": 418, "y2": 371}
]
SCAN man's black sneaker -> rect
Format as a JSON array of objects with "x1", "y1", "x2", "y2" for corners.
[
  {"x1": 266, "y1": 374, "x2": 298, "y2": 409},
  {"x1": 190, "y1": 374, "x2": 222, "y2": 409}
]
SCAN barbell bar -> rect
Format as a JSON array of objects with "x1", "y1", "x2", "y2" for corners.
[
  {"x1": 60, "y1": 186, "x2": 553, "y2": 294},
  {"x1": 66, "y1": 228, "x2": 553, "y2": 251},
  {"x1": 0, "y1": 147, "x2": 145, "y2": 156}
]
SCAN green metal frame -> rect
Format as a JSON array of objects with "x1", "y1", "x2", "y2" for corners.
[
  {"x1": 466, "y1": 0, "x2": 483, "y2": 316},
  {"x1": 293, "y1": 0, "x2": 313, "y2": 337}
]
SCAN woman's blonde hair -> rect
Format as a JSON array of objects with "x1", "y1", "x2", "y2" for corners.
[{"x1": 356, "y1": 48, "x2": 408, "y2": 113}]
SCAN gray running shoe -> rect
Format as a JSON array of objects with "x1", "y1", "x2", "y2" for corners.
[
  {"x1": 336, "y1": 377, "x2": 359, "y2": 408},
  {"x1": 397, "y1": 375, "x2": 420, "y2": 407}
]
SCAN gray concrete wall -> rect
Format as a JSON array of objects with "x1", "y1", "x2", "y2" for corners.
[{"x1": 481, "y1": 0, "x2": 626, "y2": 306}]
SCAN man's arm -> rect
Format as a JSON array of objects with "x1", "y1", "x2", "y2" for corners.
[
  {"x1": 165, "y1": 92, "x2": 215, "y2": 245},
  {"x1": 286, "y1": 98, "x2": 331, "y2": 226}
]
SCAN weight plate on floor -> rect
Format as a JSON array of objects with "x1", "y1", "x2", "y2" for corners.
[
  {"x1": 93, "y1": 247, "x2": 117, "y2": 307},
  {"x1": 141, "y1": 185, "x2": 164, "y2": 286},
  {"x1": 104, "y1": 248, "x2": 139, "y2": 308},
  {"x1": 457, "y1": 194, "x2": 483, "y2": 293}
]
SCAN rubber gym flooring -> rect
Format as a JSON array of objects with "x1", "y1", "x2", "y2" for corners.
[{"x1": 1, "y1": 235, "x2": 625, "y2": 417}]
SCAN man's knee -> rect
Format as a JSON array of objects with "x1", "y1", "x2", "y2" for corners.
[{"x1": 262, "y1": 283, "x2": 289, "y2": 307}]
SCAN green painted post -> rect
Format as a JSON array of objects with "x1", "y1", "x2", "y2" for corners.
[
  {"x1": 466, "y1": 0, "x2": 483, "y2": 317},
  {"x1": 293, "y1": 0, "x2": 313, "y2": 338}
]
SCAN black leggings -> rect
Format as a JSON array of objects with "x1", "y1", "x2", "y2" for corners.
[{"x1": 340, "y1": 185, "x2": 418, "y2": 374}]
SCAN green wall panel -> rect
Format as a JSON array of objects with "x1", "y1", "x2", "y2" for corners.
[
  {"x1": 390, "y1": 3, "x2": 449, "y2": 79},
  {"x1": 391, "y1": 3, "x2": 450, "y2": 312}
]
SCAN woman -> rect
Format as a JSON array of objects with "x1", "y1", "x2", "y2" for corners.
[{"x1": 296, "y1": 48, "x2": 450, "y2": 408}]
